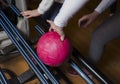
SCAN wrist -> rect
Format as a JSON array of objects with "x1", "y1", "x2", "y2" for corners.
[
  {"x1": 55, "y1": 23, "x2": 64, "y2": 30},
  {"x1": 54, "y1": 20, "x2": 65, "y2": 29},
  {"x1": 92, "y1": 11, "x2": 100, "y2": 17}
]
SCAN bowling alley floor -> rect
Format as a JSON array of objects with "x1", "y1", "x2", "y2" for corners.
[{"x1": 1, "y1": 0, "x2": 120, "y2": 84}]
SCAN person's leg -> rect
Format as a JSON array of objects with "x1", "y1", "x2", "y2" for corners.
[
  {"x1": 109, "y1": 0, "x2": 117, "y2": 16},
  {"x1": 42, "y1": 2, "x2": 63, "y2": 21},
  {"x1": 88, "y1": 12, "x2": 120, "y2": 64}
]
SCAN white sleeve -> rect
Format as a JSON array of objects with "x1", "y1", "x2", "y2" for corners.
[
  {"x1": 95, "y1": 0, "x2": 116, "y2": 14},
  {"x1": 37, "y1": 0, "x2": 54, "y2": 14},
  {"x1": 54, "y1": 0, "x2": 89, "y2": 28}
]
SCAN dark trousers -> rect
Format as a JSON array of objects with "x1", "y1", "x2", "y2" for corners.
[{"x1": 88, "y1": 12, "x2": 120, "y2": 64}]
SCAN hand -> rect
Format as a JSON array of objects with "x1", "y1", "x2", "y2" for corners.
[
  {"x1": 78, "y1": 11, "x2": 100, "y2": 28},
  {"x1": 47, "y1": 20, "x2": 65, "y2": 41},
  {"x1": 21, "y1": 9, "x2": 41, "y2": 18}
]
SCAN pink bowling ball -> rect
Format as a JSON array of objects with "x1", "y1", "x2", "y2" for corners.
[{"x1": 36, "y1": 31, "x2": 71, "y2": 67}]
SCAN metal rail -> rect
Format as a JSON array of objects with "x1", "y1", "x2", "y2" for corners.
[
  {"x1": 0, "y1": 68, "x2": 9, "y2": 84},
  {"x1": 72, "y1": 49, "x2": 112, "y2": 84},
  {"x1": 0, "y1": 9, "x2": 59, "y2": 83}
]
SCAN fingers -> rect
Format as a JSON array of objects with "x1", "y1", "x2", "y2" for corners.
[
  {"x1": 60, "y1": 34, "x2": 65, "y2": 41},
  {"x1": 21, "y1": 11, "x2": 29, "y2": 16},
  {"x1": 47, "y1": 20, "x2": 65, "y2": 41},
  {"x1": 49, "y1": 27, "x2": 53, "y2": 32},
  {"x1": 78, "y1": 16, "x2": 85, "y2": 26},
  {"x1": 79, "y1": 20, "x2": 88, "y2": 28},
  {"x1": 78, "y1": 16, "x2": 88, "y2": 28},
  {"x1": 47, "y1": 20, "x2": 53, "y2": 31},
  {"x1": 21, "y1": 11, "x2": 32, "y2": 18},
  {"x1": 83, "y1": 20, "x2": 91, "y2": 28},
  {"x1": 78, "y1": 12, "x2": 100, "y2": 28},
  {"x1": 21, "y1": 9, "x2": 41, "y2": 18}
]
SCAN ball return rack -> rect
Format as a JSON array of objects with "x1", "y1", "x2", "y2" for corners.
[{"x1": 0, "y1": 3, "x2": 112, "y2": 84}]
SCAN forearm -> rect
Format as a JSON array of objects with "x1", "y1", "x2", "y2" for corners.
[
  {"x1": 54, "y1": 0, "x2": 89, "y2": 28},
  {"x1": 95, "y1": 0, "x2": 116, "y2": 14},
  {"x1": 37, "y1": 0, "x2": 54, "y2": 14}
]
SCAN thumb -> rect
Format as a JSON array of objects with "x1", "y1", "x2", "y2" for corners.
[
  {"x1": 47, "y1": 20, "x2": 52, "y2": 24},
  {"x1": 60, "y1": 35, "x2": 65, "y2": 41}
]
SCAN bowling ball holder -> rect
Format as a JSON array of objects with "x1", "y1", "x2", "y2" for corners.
[
  {"x1": 0, "y1": 67, "x2": 18, "y2": 84},
  {"x1": 0, "y1": 2, "x2": 112, "y2": 84}
]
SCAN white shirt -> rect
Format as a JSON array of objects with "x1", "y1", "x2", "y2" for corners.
[
  {"x1": 95, "y1": 0, "x2": 116, "y2": 14},
  {"x1": 54, "y1": 0, "x2": 116, "y2": 28},
  {"x1": 37, "y1": 0, "x2": 64, "y2": 14},
  {"x1": 54, "y1": 0, "x2": 89, "y2": 28}
]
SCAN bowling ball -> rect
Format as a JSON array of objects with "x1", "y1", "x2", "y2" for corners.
[{"x1": 36, "y1": 31, "x2": 71, "y2": 67}]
